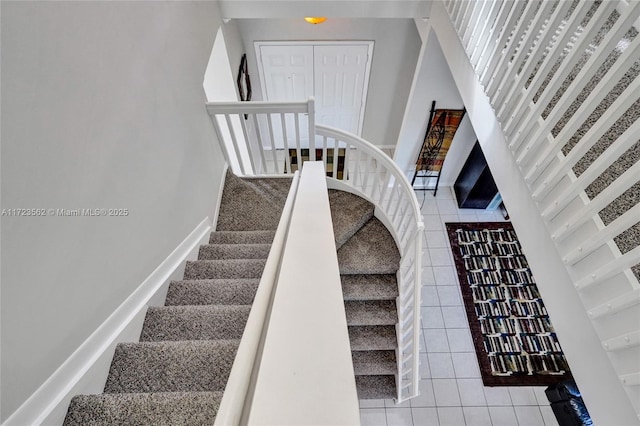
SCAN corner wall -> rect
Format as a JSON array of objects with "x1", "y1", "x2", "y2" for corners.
[
  {"x1": 394, "y1": 26, "x2": 469, "y2": 184},
  {"x1": 1, "y1": 1, "x2": 226, "y2": 420}
]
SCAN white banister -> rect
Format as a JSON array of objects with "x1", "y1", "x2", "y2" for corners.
[
  {"x1": 509, "y1": 1, "x2": 618, "y2": 150},
  {"x1": 503, "y1": 0, "x2": 593, "y2": 135},
  {"x1": 439, "y1": 0, "x2": 640, "y2": 421},
  {"x1": 551, "y1": 160, "x2": 640, "y2": 242},
  {"x1": 495, "y1": 0, "x2": 573, "y2": 119},
  {"x1": 525, "y1": 48, "x2": 640, "y2": 185},
  {"x1": 493, "y1": 1, "x2": 557, "y2": 112},
  {"x1": 208, "y1": 99, "x2": 424, "y2": 406},
  {"x1": 519, "y1": 1, "x2": 640, "y2": 167},
  {"x1": 588, "y1": 288, "x2": 640, "y2": 320},
  {"x1": 213, "y1": 171, "x2": 300, "y2": 426},
  {"x1": 603, "y1": 331, "x2": 640, "y2": 352},
  {"x1": 469, "y1": 0, "x2": 504, "y2": 67},
  {"x1": 563, "y1": 203, "x2": 640, "y2": 265},
  {"x1": 480, "y1": 1, "x2": 525, "y2": 86},
  {"x1": 542, "y1": 118, "x2": 640, "y2": 220},
  {"x1": 246, "y1": 162, "x2": 359, "y2": 425},
  {"x1": 574, "y1": 246, "x2": 640, "y2": 291},
  {"x1": 621, "y1": 372, "x2": 640, "y2": 387}
]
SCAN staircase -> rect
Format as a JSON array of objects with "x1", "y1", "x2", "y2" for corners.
[
  {"x1": 63, "y1": 172, "x2": 291, "y2": 424},
  {"x1": 328, "y1": 190, "x2": 401, "y2": 400},
  {"x1": 63, "y1": 173, "x2": 401, "y2": 423}
]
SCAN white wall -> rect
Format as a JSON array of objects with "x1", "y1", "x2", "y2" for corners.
[
  {"x1": 235, "y1": 18, "x2": 421, "y2": 147},
  {"x1": 395, "y1": 27, "x2": 469, "y2": 183},
  {"x1": 1, "y1": 1, "x2": 226, "y2": 420}
]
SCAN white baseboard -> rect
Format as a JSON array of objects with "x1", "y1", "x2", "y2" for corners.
[{"x1": 3, "y1": 218, "x2": 212, "y2": 426}]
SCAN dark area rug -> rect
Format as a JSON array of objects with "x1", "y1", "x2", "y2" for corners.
[{"x1": 445, "y1": 222, "x2": 572, "y2": 386}]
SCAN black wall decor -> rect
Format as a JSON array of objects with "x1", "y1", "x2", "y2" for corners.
[
  {"x1": 411, "y1": 101, "x2": 466, "y2": 196},
  {"x1": 237, "y1": 54, "x2": 252, "y2": 102}
]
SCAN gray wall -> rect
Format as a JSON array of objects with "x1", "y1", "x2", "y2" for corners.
[
  {"x1": 222, "y1": 19, "x2": 247, "y2": 99},
  {"x1": 236, "y1": 18, "x2": 421, "y2": 147},
  {"x1": 1, "y1": 1, "x2": 226, "y2": 419}
]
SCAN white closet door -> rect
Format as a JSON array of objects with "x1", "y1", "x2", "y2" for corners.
[
  {"x1": 313, "y1": 44, "x2": 370, "y2": 136},
  {"x1": 259, "y1": 45, "x2": 314, "y2": 101},
  {"x1": 259, "y1": 45, "x2": 313, "y2": 149},
  {"x1": 257, "y1": 42, "x2": 371, "y2": 148}
]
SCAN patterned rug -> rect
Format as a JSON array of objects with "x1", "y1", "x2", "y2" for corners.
[
  {"x1": 286, "y1": 148, "x2": 345, "y2": 179},
  {"x1": 445, "y1": 222, "x2": 572, "y2": 386}
]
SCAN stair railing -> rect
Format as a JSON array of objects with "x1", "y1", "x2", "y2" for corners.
[
  {"x1": 207, "y1": 100, "x2": 425, "y2": 402},
  {"x1": 206, "y1": 99, "x2": 315, "y2": 177},
  {"x1": 213, "y1": 170, "x2": 301, "y2": 426},
  {"x1": 438, "y1": 0, "x2": 640, "y2": 420},
  {"x1": 315, "y1": 124, "x2": 425, "y2": 403}
]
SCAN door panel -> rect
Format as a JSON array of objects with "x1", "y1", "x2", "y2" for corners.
[
  {"x1": 314, "y1": 44, "x2": 369, "y2": 135},
  {"x1": 259, "y1": 45, "x2": 313, "y2": 149},
  {"x1": 260, "y1": 45, "x2": 313, "y2": 101}
]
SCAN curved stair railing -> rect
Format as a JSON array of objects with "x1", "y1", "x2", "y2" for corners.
[
  {"x1": 207, "y1": 101, "x2": 424, "y2": 402},
  {"x1": 315, "y1": 124, "x2": 425, "y2": 402}
]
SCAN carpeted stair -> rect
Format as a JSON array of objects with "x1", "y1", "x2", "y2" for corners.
[
  {"x1": 63, "y1": 172, "x2": 291, "y2": 425},
  {"x1": 63, "y1": 174, "x2": 398, "y2": 423},
  {"x1": 328, "y1": 189, "x2": 401, "y2": 400}
]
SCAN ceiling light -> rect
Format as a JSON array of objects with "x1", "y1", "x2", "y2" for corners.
[{"x1": 304, "y1": 17, "x2": 327, "y2": 25}]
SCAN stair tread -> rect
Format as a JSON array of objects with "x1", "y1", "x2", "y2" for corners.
[
  {"x1": 341, "y1": 274, "x2": 398, "y2": 301},
  {"x1": 215, "y1": 171, "x2": 292, "y2": 231},
  {"x1": 209, "y1": 230, "x2": 276, "y2": 244},
  {"x1": 356, "y1": 375, "x2": 396, "y2": 399},
  {"x1": 104, "y1": 340, "x2": 239, "y2": 393},
  {"x1": 345, "y1": 300, "x2": 397, "y2": 326},
  {"x1": 140, "y1": 305, "x2": 251, "y2": 342},
  {"x1": 63, "y1": 392, "x2": 222, "y2": 426},
  {"x1": 328, "y1": 190, "x2": 375, "y2": 250},
  {"x1": 198, "y1": 243, "x2": 271, "y2": 260},
  {"x1": 338, "y1": 218, "x2": 400, "y2": 275},
  {"x1": 184, "y1": 259, "x2": 266, "y2": 280},
  {"x1": 352, "y1": 350, "x2": 397, "y2": 375},
  {"x1": 348, "y1": 325, "x2": 397, "y2": 350},
  {"x1": 165, "y1": 279, "x2": 259, "y2": 306}
]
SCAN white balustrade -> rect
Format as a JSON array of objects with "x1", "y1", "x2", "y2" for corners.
[
  {"x1": 207, "y1": 100, "x2": 424, "y2": 405},
  {"x1": 445, "y1": 0, "x2": 640, "y2": 418}
]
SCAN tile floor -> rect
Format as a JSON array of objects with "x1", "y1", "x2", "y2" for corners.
[{"x1": 359, "y1": 187, "x2": 560, "y2": 426}]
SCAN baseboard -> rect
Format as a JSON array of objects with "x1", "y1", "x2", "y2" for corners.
[
  {"x1": 3, "y1": 217, "x2": 212, "y2": 426},
  {"x1": 376, "y1": 144, "x2": 397, "y2": 151}
]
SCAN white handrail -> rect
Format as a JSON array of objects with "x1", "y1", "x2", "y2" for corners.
[
  {"x1": 246, "y1": 162, "x2": 359, "y2": 425},
  {"x1": 213, "y1": 171, "x2": 300, "y2": 426},
  {"x1": 315, "y1": 124, "x2": 424, "y2": 402}
]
